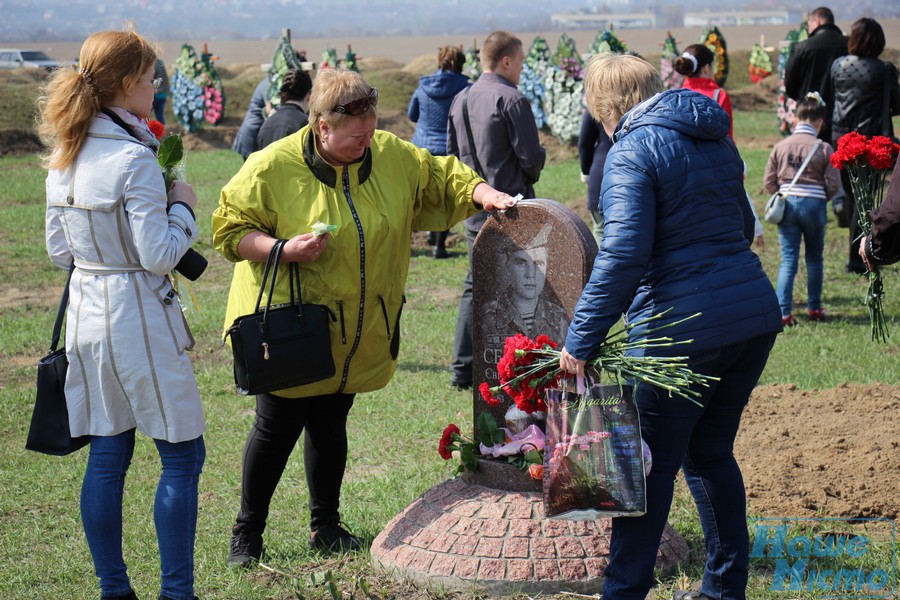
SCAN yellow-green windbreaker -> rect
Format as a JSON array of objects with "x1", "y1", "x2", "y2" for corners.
[{"x1": 212, "y1": 126, "x2": 483, "y2": 398}]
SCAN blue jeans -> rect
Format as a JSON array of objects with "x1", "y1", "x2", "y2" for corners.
[
  {"x1": 776, "y1": 196, "x2": 827, "y2": 317},
  {"x1": 81, "y1": 430, "x2": 205, "y2": 600},
  {"x1": 601, "y1": 332, "x2": 777, "y2": 600}
]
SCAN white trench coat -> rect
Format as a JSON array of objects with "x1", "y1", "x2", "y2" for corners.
[{"x1": 44, "y1": 116, "x2": 205, "y2": 443}]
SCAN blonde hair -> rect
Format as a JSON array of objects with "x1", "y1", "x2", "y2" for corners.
[
  {"x1": 583, "y1": 53, "x2": 663, "y2": 131},
  {"x1": 481, "y1": 31, "x2": 522, "y2": 71},
  {"x1": 308, "y1": 68, "x2": 377, "y2": 134},
  {"x1": 37, "y1": 30, "x2": 157, "y2": 170}
]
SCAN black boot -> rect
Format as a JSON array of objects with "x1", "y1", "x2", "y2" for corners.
[
  {"x1": 102, "y1": 592, "x2": 138, "y2": 600},
  {"x1": 432, "y1": 230, "x2": 449, "y2": 259}
]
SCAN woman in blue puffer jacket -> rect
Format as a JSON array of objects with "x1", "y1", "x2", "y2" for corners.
[
  {"x1": 559, "y1": 54, "x2": 782, "y2": 600},
  {"x1": 408, "y1": 45, "x2": 470, "y2": 258}
]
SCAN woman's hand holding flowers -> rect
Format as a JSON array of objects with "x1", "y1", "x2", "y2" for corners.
[
  {"x1": 167, "y1": 180, "x2": 197, "y2": 210},
  {"x1": 559, "y1": 347, "x2": 586, "y2": 377}
]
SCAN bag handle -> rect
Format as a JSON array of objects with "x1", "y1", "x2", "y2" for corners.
[
  {"x1": 253, "y1": 240, "x2": 286, "y2": 313},
  {"x1": 782, "y1": 139, "x2": 824, "y2": 196},
  {"x1": 255, "y1": 240, "x2": 308, "y2": 330},
  {"x1": 50, "y1": 264, "x2": 75, "y2": 353}
]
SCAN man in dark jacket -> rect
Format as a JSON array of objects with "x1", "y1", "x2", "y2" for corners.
[
  {"x1": 784, "y1": 6, "x2": 848, "y2": 142},
  {"x1": 446, "y1": 30, "x2": 546, "y2": 390}
]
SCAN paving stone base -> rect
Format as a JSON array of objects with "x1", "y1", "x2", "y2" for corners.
[{"x1": 370, "y1": 477, "x2": 690, "y2": 596}]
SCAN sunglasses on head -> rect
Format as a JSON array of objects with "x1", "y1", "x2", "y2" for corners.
[{"x1": 332, "y1": 88, "x2": 378, "y2": 115}]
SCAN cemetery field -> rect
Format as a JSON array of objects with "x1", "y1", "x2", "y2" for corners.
[{"x1": 1, "y1": 99, "x2": 899, "y2": 598}]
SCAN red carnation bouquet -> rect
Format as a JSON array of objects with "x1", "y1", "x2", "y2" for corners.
[
  {"x1": 439, "y1": 310, "x2": 719, "y2": 481},
  {"x1": 480, "y1": 310, "x2": 718, "y2": 413},
  {"x1": 831, "y1": 132, "x2": 900, "y2": 342}
]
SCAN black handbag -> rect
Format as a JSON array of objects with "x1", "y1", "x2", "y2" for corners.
[
  {"x1": 225, "y1": 240, "x2": 336, "y2": 395},
  {"x1": 26, "y1": 266, "x2": 90, "y2": 456}
]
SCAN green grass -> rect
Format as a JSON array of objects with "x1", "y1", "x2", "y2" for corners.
[{"x1": 1, "y1": 109, "x2": 897, "y2": 599}]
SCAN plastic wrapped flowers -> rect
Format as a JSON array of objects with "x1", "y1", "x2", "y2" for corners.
[
  {"x1": 660, "y1": 31, "x2": 684, "y2": 90},
  {"x1": 776, "y1": 22, "x2": 809, "y2": 136},
  {"x1": 171, "y1": 45, "x2": 206, "y2": 133},
  {"x1": 749, "y1": 43, "x2": 773, "y2": 84},
  {"x1": 267, "y1": 34, "x2": 304, "y2": 108},
  {"x1": 590, "y1": 27, "x2": 627, "y2": 55},
  {"x1": 519, "y1": 37, "x2": 551, "y2": 129}
]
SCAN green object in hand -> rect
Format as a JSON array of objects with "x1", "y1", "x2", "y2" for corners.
[{"x1": 157, "y1": 135, "x2": 185, "y2": 190}]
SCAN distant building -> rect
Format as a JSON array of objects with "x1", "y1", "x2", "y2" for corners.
[
  {"x1": 684, "y1": 10, "x2": 790, "y2": 27},
  {"x1": 551, "y1": 11, "x2": 656, "y2": 30},
  {"x1": 550, "y1": 9, "x2": 789, "y2": 30}
]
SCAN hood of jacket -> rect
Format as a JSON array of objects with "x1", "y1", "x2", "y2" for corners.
[
  {"x1": 417, "y1": 70, "x2": 470, "y2": 101},
  {"x1": 614, "y1": 88, "x2": 730, "y2": 144}
]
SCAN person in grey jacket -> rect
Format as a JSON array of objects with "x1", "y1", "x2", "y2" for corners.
[
  {"x1": 559, "y1": 54, "x2": 781, "y2": 600},
  {"x1": 446, "y1": 30, "x2": 545, "y2": 389},
  {"x1": 38, "y1": 30, "x2": 205, "y2": 600}
]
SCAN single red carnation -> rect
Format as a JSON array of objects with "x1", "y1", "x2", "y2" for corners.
[
  {"x1": 497, "y1": 354, "x2": 515, "y2": 383},
  {"x1": 147, "y1": 119, "x2": 165, "y2": 141},
  {"x1": 866, "y1": 136, "x2": 899, "y2": 171},
  {"x1": 479, "y1": 382, "x2": 500, "y2": 406},
  {"x1": 438, "y1": 424, "x2": 460, "y2": 460},
  {"x1": 830, "y1": 148, "x2": 848, "y2": 170},
  {"x1": 834, "y1": 132, "x2": 867, "y2": 169}
]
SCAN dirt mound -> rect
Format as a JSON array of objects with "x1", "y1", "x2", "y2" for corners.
[
  {"x1": 730, "y1": 76, "x2": 780, "y2": 113},
  {"x1": 402, "y1": 53, "x2": 437, "y2": 76},
  {"x1": 0, "y1": 129, "x2": 42, "y2": 156},
  {"x1": 736, "y1": 383, "x2": 900, "y2": 520},
  {"x1": 358, "y1": 57, "x2": 405, "y2": 72}
]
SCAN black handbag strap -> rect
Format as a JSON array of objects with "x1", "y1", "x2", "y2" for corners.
[
  {"x1": 50, "y1": 265, "x2": 75, "y2": 352},
  {"x1": 461, "y1": 87, "x2": 486, "y2": 178},
  {"x1": 254, "y1": 240, "x2": 306, "y2": 323}
]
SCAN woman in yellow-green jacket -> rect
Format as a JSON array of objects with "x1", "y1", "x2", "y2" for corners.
[{"x1": 212, "y1": 68, "x2": 516, "y2": 565}]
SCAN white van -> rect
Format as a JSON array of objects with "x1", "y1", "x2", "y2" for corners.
[{"x1": 0, "y1": 49, "x2": 65, "y2": 70}]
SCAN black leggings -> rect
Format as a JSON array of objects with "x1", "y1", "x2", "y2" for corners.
[{"x1": 235, "y1": 391, "x2": 355, "y2": 532}]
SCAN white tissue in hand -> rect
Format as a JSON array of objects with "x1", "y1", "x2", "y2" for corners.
[
  {"x1": 311, "y1": 221, "x2": 337, "y2": 236},
  {"x1": 501, "y1": 194, "x2": 523, "y2": 214}
]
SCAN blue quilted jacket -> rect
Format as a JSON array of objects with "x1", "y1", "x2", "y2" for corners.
[
  {"x1": 408, "y1": 70, "x2": 470, "y2": 155},
  {"x1": 565, "y1": 89, "x2": 781, "y2": 359}
]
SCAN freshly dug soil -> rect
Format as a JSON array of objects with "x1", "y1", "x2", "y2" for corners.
[{"x1": 736, "y1": 383, "x2": 900, "y2": 520}]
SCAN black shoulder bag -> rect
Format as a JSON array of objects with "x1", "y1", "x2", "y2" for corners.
[
  {"x1": 225, "y1": 240, "x2": 336, "y2": 395},
  {"x1": 26, "y1": 265, "x2": 90, "y2": 455}
]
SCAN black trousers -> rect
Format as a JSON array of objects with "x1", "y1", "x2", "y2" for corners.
[{"x1": 235, "y1": 391, "x2": 355, "y2": 533}]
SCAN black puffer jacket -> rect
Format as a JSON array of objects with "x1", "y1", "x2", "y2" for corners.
[{"x1": 828, "y1": 55, "x2": 900, "y2": 140}]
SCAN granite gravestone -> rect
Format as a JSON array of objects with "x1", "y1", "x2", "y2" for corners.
[
  {"x1": 472, "y1": 198, "x2": 597, "y2": 443},
  {"x1": 370, "y1": 198, "x2": 689, "y2": 595}
]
